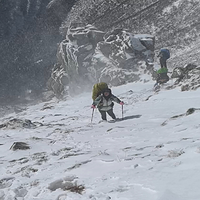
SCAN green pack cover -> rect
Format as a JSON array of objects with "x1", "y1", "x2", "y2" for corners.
[
  {"x1": 92, "y1": 82, "x2": 108, "y2": 100},
  {"x1": 157, "y1": 67, "x2": 168, "y2": 74}
]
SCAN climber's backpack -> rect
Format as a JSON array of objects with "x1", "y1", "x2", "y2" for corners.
[
  {"x1": 160, "y1": 48, "x2": 170, "y2": 59},
  {"x1": 92, "y1": 82, "x2": 108, "y2": 101}
]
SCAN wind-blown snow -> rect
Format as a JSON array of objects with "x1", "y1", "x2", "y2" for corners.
[{"x1": 0, "y1": 82, "x2": 200, "y2": 200}]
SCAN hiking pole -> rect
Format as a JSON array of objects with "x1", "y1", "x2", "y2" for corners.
[
  {"x1": 91, "y1": 108, "x2": 94, "y2": 123},
  {"x1": 121, "y1": 104, "x2": 124, "y2": 120}
]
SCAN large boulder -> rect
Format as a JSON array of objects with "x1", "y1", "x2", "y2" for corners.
[{"x1": 48, "y1": 24, "x2": 155, "y2": 96}]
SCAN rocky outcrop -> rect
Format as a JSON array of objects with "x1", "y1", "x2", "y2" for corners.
[
  {"x1": 10, "y1": 142, "x2": 30, "y2": 151},
  {"x1": 0, "y1": 118, "x2": 39, "y2": 129},
  {"x1": 2, "y1": 0, "x2": 200, "y2": 104},
  {"x1": 161, "y1": 107, "x2": 200, "y2": 126},
  {"x1": 48, "y1": 23, "x2": 155, "y2": 97},
  {"x1": 171, "y1": 64, "x2": 200, "y2": 91}
]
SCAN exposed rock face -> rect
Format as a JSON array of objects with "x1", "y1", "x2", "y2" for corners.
[
  {"x1": 2, "y1": 0, "x2": 200, "y2": 104},
  {"x1": 65, "y1": 0, "x2": 200, "y2": 93},
  {"x1": 66, "y1": 0, "x2": 200, "y2": 53},
  {"x1": 10, "y1": 142, "x2": 30, "y2": 151},
  {"x1": 171, "y1": 64, "x2": 200, "y2": 91},
  {"x1": 0, "y1": 118, "x2": 38, "y2": 129},
  {"x1": 48, "y1": 23, "x2": 155, "y2": 96}
]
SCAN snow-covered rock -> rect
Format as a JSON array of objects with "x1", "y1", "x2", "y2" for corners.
[
  {"x1": 48, "y1": 24, "x2": 155, "y2": 96},
  {"x1": 171, "y1": 63, "x2": 200, "y2": 91}
]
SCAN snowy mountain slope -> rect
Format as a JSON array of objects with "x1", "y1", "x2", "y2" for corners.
[
  {"x1": 0, "y1": 82, "x2": 200, "y2": 200},
  {"x1": 66, "y1": 0, "x2": 200, "y2": 72}
]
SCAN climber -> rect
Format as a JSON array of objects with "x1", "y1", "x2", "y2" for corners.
[
  {"x1": 91, "y1": 88, "x2": 124, "y2": 121},
  {"x1": 157, "y1": 48, "x2": 170, "y2": 68}
]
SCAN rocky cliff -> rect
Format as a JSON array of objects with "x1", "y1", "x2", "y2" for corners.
[
  {"x1": 47, "y1": 23, "x2": 155, "y2": 97},
  {"x1": 1, "y1": 0, "x2": 200, "y2": 104}
]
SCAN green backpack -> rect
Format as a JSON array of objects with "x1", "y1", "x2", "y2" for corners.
[{"x1": 92, "y1": 82, "x2": 108, "y2": 101}]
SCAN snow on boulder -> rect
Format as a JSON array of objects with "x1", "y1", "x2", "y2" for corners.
[
  {"x1": 171, "y1": 63, "x2": 200, "y2": 91},
  {"x1": 48, "y1": 24, "x2": 155, "y2": 97}
]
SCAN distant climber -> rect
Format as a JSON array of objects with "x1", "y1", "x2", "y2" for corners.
[
  {"x1": 157, "y1": 48, "x2": 170, "y2": 68},
  {"x1": 154, "y1": 48, "x2": 170, "y2": 89}
]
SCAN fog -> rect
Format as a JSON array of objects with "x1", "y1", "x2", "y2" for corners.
[{"x1": 0, "y1": 0, "x2": 75, "y2": 105}]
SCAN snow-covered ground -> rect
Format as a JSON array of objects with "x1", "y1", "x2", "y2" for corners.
[{"x1": 0, "y1": 81, "x2": 200, "y2": 200}]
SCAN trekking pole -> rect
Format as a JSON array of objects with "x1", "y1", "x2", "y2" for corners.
[
  {"x1": 121, "y1": 104, "x2": 124, "y2": 120},
  {"x1": 91, "y1": 108, "x2": 94, "y2": 123}
]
